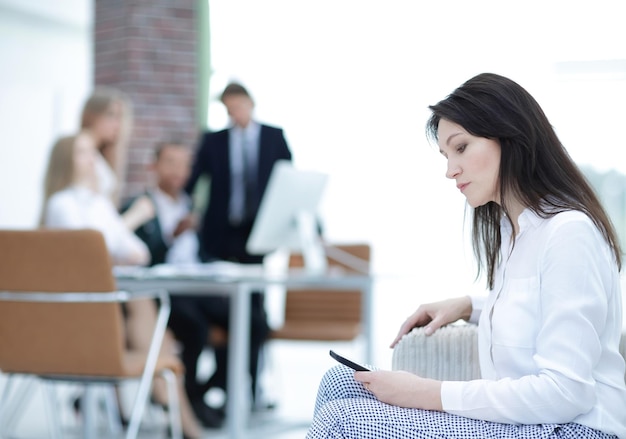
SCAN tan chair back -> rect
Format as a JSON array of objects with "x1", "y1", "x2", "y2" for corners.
[
  {"x1": 271, "y1": 243, "x2": 370, "y2": 341},
  {"x1": 0, "y1": 229, "x2": 127, "y2": 376}
]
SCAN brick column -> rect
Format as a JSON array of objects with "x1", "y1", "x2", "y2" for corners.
[{"x1": 94, "y1": 0, "x2": 198, "y2": 198}]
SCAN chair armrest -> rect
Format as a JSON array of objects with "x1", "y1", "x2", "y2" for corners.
[
  {"x1": 393, "y1": 326, "x2": 626, "y2": 383},
  {"x1": 0, "y1": 288, "x2": 168, "y2": 305},
  {"x1": 391, "y1": 323, "x2": 481, "y2": 381}
]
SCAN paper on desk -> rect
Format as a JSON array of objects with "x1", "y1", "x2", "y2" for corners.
[
  {"x1": 148, "y1": 261, "x2": 265, "y2": 278},
  {"x1": 112, "y1": 265, "x2": 147, "y2": 278}
]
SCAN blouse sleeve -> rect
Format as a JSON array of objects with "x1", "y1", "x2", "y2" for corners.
[
  {"x1": 45, "y1": 190, "x2": 149, "y2": 266},
  {"x1": 469, "y1": 295, "x2": 485, "y2": 324},
  {"x1": 99, "y1": 199, "x2": 150, "y2": 266},
  {"x1": 44, "y1": 193, "x2": 86, "y2": 229}
]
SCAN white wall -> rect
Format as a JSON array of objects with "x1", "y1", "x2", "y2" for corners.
[
  {"x1": 0, "y1": 0, "x2": 92, "y2": 228},
  {"x1": 207, "y1": 0, "x2": 626, "y2": 364}
]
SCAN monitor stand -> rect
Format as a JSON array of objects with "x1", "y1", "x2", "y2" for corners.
[{"x1": 296, "y1": 211, "x2": 327, "y2": 275}]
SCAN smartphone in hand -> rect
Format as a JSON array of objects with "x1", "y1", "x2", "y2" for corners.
[{"x1": 329, "y1": 350, "x2": 370, "y2": 371}]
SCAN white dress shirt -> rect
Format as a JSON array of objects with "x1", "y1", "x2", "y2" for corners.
[
  {"x1": 95, "y1": 154, "x2": 117, "y2": 199},
  {"x1": 150, "y1": 188, "x2": 199, "y2": 264},
  {"x1": 441, "y1": 208, "x2": 626, "y2": 438},
  {"x1": 44, "y1": 185, "x2": 149, "y2": 265}
]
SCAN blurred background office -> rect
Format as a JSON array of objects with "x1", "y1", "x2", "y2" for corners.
[{"x1": 1, "y1": 0, "x2": 626, "y2": 377}]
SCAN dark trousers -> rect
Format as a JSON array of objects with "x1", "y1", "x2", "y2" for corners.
[
  {"x1": 171, "y1": 220, "x2": 269, "y2": 403},
  {"x1": 201, "y1": 220, "x2": 264, "y2": 265},
  {"x1": 167, "y1": 292, "x2": 269, "y2": 403}
]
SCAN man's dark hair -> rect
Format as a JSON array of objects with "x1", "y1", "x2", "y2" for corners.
[
  {"x1": 220, "y1": 82, "x2": 252, "y2": 103},
  {"x1": 154, "y1": 141, "x2": 187, "y2": 160}
]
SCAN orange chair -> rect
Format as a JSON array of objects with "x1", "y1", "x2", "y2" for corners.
[
  {"x1": 205, "y1": 244, "x2": 371, "y2": 369},
  {"x1": 0, "y1": 229, "x2": 183, "y2": 439},
  {"x1": 271, "y1": 243, "x2": 371, "y2": 342}
]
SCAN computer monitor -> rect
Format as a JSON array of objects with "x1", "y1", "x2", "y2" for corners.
[{"x1": 246, "y1": 160, "x2": 329, "y2": 274}]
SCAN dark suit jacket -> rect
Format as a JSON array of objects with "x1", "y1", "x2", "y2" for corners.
[
  {"x1": 122, "y1": 191, "x2": 193, "y2": 266},
  {"x1": 185, "y1": 124, "x2": 292, "y2": 262}
]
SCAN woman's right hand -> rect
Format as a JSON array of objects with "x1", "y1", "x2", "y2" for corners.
[
  {"x1": 122, "y1": 195, "x2": 156, "y2": 231},
  {"x1": 172, "y1": 213, "x2": 198, "y2": 237},
  {"x1": 389, "y1": 296, "x2": 472, "y2": 348}
]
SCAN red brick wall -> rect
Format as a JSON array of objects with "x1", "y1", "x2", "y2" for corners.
[{"x1": 94, "y1": 0, "x2": 198, "y2": 199}]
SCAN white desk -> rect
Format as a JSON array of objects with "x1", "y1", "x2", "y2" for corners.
[{"x1": 115, "y1": 264, "x2": 373, "y2": 439}]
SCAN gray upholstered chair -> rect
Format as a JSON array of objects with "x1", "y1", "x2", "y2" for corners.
[{"x1": 392, "y1": 323, "x2": 626, "y2": 384}]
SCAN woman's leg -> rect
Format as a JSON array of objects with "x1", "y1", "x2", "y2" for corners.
[
  {"x1": 309, "y1": 399, "x2": 610, "y2": 439},
  {"x1": 125, "y1": 301, "x2": 205, "y2": 438},
  {"x1": 151, "y1": 373, "x2": 203, "y2": 439},
  {"x1": 312, "y1": 364, "x2": 374, "y2": 416},
  {"x1": 168, "y1": 296, "x2": 210, "y2": 401},
  {"x1": 307, "y1": 366, "x2": 618, "y2": 439},
  {"x1": 124, "y1": 299, "x2": 159, "y2": 352}
]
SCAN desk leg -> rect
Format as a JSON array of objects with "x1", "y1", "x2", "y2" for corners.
[{"x1": 227, "y1": 283, "x2": 251, "y2": 439}]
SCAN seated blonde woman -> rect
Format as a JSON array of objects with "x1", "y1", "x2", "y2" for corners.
[{"x1": 40, "y1": 130, "x2": 203, "y2": 439}]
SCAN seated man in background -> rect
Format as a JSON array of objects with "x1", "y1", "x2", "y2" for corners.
[
  {"x1": 130, "y1": 142, "x2": 199, "y2": 267},
  {"x1": 125, "y1": 141, "x2": 224, "y2": 429}
]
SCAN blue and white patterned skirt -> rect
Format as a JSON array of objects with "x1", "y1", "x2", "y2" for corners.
[{"x1": 306, "y1": 365, "x2": 618, "y2": 439}]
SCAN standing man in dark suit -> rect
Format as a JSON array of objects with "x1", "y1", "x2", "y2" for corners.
[
  {"x1": 185, "y1": 82, "x2": 292, "y2": 411},
  {"x1": 187, "y1": 82, "x2": 292, "y2": 263}
]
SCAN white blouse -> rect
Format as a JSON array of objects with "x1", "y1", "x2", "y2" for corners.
[
  {"x1": 44, "y1": 185, "x2": 149, "y2": 266},
  {"x1": 150, "y1": 188, "x2": 199, "y2": 264},
  {"x1": 441, "y1": 209, "x2": 626, "y2": 438},
  {"x1": 95, "y1": 153, "x2": 117, "y2": 199}
]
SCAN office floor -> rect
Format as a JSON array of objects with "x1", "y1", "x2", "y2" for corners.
[{"x1": 1, "y1": 340, "x2": 366, "y2": 439}]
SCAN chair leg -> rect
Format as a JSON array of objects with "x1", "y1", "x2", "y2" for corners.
[
  {"x1": 0, "y1": 374, "x2": 13, "y2": 435},
  {"x1": 125, "y1": 374, "x2": 153, "y2": 439},
  {"x1": 256, "y1": 342, "x2": 280, "y2": 410},
  {"x1": 103, "y1": 385, "x2": 124, "y2": 436},
  {"x1": 0, "y1": 374, "x2": 13, "y2": 438},
  {"x1": 42, "y1": 382, "x2": 63, "y2": 439},
  {"x1": 0, "y1": 375, "x2": 37, "y2": 437},
  {"x1": 161, "y1": 369, "x2": 182, "y2": 439},
  {"x1": 125, "y1": 296, "x2": 171, "y2": 439},
  {"x1": 82, "y1": 384, "x2": 99, "y2": 439}
]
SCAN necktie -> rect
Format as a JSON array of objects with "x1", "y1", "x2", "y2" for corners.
[{"x1": 242, "y1": 134, "x2": 257, "y2": 222}]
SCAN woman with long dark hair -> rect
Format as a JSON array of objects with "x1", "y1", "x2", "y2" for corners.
[{"x1": 306, "y1": 73, "x2": 626, "y2": 439}]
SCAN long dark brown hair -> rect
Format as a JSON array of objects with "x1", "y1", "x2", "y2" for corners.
[{"x1": 426, "y1": 73, "x2": 622, "y2": 289}]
